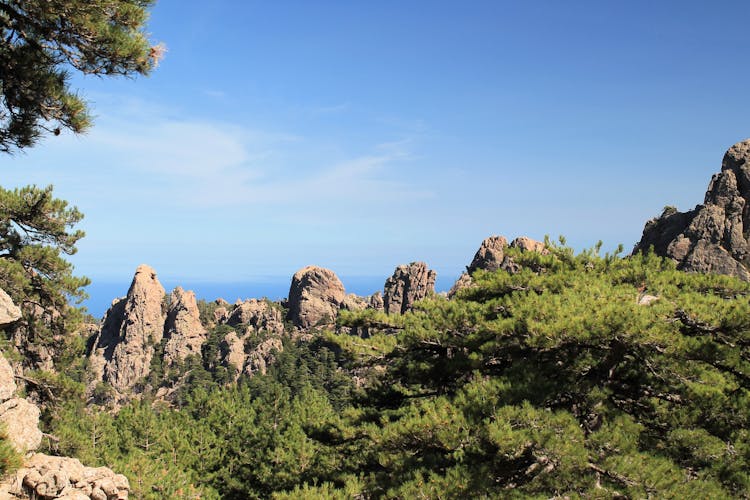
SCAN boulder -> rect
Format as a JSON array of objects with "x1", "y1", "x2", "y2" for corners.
[
  {"x1": 88, "y1": 265, "x2": 166, "y2": 393},
  {"x1": 0, "y1": 397, "x2": 42, "y2": 452},
  {"x1": 286, "y1": 266, "x2": 346, "y2": 329},
  {"x1": 163, "y1": 287, "x2": 207, "y2": 366},
  {"x1": 0, "y1": 453, "x2": 130, "y2": 499},
  {"x1": 383, "y1": 262, "x2": 436, "y2": 314},
  {"x1": 368, "y1": 291, "x2": 384, "y2": 311},
  {"x1": 0, "y1": 351, "x2": 16, "y2": 402},
  {"x1": 0, "y1": 287, "x2": 21, "y2": 326},
  {"x1": 634, "y1": 139, "x2": 750, "y2": 280}
]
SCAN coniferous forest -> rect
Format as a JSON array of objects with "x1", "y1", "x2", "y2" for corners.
[{"x1": 5, "y1": 241, "x2": 750, "y2": 498}]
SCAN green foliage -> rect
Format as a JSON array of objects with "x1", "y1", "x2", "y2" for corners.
[
  {"x1": 0, "y1": 423, "x2": 21, "y2": 477},
  {"x1": 0, "y1": 185, "x2": 89, "y2": 367},
  {"x1": 49, "y1": 338, "x2": 358, "y2": 498},
  {"x1": 327, "y1": 245, "x2": 750, "y2": 497},
  {"x1": 43, "y1": 242, "x2": 750, "y2": 498},
  {"x1": 0, "y1": 0, "x2": 161, "y2": 152}
]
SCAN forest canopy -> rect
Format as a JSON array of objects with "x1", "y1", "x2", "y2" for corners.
[{"x1": 45, "y1": 244, "x2": 750, "y2": 498}]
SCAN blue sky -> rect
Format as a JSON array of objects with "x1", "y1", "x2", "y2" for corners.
[{"x1": 4, "y1": 1, "x2": 750, "y2": 312}]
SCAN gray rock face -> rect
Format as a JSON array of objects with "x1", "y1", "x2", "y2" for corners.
[
  {"x1": 0, "y1": 352, "x2": 16, "y2": 402},
  {"x1": 0, "y1": 397, "x2": 42, "y2": 452},
  {"x1": 89, "y1": 265, "x2": 166, "y2": 393},
  {"x1": 634, "y1": 139, "x2": 750, "y2": 280},
  {"x1": 226, "y1": 299, "x2": 285, "y2": 335},
  {"x1": 217, "y1": 299, "x2": 286, "y2": 380},
  {"x1": 244, "y1": 337, "x2": 283, "y2": 377},
  {"x1": 0, "y1": 453, "x2": 130, "y2": 499},
  {"x1": 369, "y1": 291, "x2": 384, "y2": 312},
  {"x1": 163, "y1": 287, "x2": 207, "y2": 366},
  {"x1": 383, "y1": 262, "x2": 436, "y2": 314},
  {"x1": 0, "y1": 287, "x2": 21, "y2": 326},
  {"x1": 467, "y1": 236, "x2": 508, "y2": 275},
  {"x1": 286, "y1": 266, "x2": 346, "y2": 328},
  {"x1": 447, "y1": 271, "x2": 473, "y2": 298},
  {"x1": 510, "y1": 236, "x2": 548, "y2": 254},
  {"x1": 450, "y1": 235, "x2": 548, "y2": 296}
]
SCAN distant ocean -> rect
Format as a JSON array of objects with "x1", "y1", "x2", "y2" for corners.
[{"x1": 82, "y1": 274, "x2": 460, "y2": 319}]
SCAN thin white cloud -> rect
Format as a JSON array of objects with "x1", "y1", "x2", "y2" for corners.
[{"x1": 27, "y1": 101, "x2": 433, "y2": 210}]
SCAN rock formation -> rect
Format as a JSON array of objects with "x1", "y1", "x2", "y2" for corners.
[
  {"x1": 383, "y1": 262, "x2": 436, "y2": 314},
  {"x1": 634, "y1": 139, "x2": 750, "y2": 280},
  {"x1": 219, "y1": 299, "x2": 286, "y2": 380},
  {"x1": 286, "y1": 266, "x2": 346, "y2": 328},
  {"x1": 88, "y1": 265, "x2": 166, "y2": 393},
  {"x1": 0, "y1": 292, "x2": 130, "y2": 499},
  {"x1": 1, "y1": 454, "x2": 130, "y2": 499},
  {"x1": 510, "y1": 236, "x2": 548, "y2": 254},
  {"x1": 449, "y1": 235, "x2": 548, "y2": 297},
  {"x1": 163, "y1": 287, "x2": 207, "y2": 366},
  {"x1": 226, "y1": 299, "x2": 285, "y2": 336},
  {"x1": 467, "y1": 235, "x2": 508, "y2": 274},
  {"x1": 0, "y1": 287, "x2": 21, "y2": 326}
]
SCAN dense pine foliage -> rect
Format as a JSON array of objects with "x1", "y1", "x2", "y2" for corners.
[{"x1": 28, "y1": 245, "x2": 750, "y2": 497}]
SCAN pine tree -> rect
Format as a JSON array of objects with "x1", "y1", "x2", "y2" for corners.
[
  {"x1": 0, "y1": 184, "x2": 89, "y2": 368},
  {"x1": 0, "y1": 0, "x2": 162, "y2": 152}
]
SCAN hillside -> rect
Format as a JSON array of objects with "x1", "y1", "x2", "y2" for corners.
[{"x1": 2, "y1": 141, "x2": 750, "y2": 498}]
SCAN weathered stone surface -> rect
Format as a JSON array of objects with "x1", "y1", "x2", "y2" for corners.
[
  {"x1": 286, "y1": 266, "x2": 346, "y2": 329},
  {"x1": 220, "y1": 331, "x2": 246, "y2": 379},
  {"x1": 89, "y1": 265, "x2": 166, "y2": 393},
  {"x1": 383, "y1": 262, "x2": 436, "y2": 315},
  {"x1": 368, "y1": 291, "x2": 384, "y2": 311},
  {"x1": 163, "y1": 287, "x2": 207, "y2": 366},
  {"x1": 467, "y1": 236, "x2": 508, "y2": 275},
  {"x1": 634, "y1": 139, "x2": 750, "y2": 281},
  {"x1": 244, "y1": 337, "x2": 283, "y2": 377},
  {"x1": 0, "y1": 453, "x2": 130, "y2": 499},
  {"x1": 341, "y1": 293, "x2": 369, "y2": 311},
  {"x1": 451, "y1": 235, "x2": 548, "y2": 295},
  {"x1": 0, "y1": 287, "x2": 21, "y2": 326},
  {"x1": 447, "y1": 271, "x2": 473, "y2": 298},
  {"x1": 510, "y1": 236, "x2": 548, "y2": 254},
  {"x1": 0, "y1": 352, "x2": 16, "y2": 402},
  {"x1": 226, "y1": 299, "x2": 285, "y2": 335},
  {"x1": 0, "y1": 397, "x2": 42, "y2": 452}
]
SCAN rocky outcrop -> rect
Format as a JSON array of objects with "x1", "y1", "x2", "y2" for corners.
[
  {"x1": 383, "y1": 262, "x2": 436, "y2": 314},
  {"x1": 226, "y1": 299, "x2": 285, "y2": 335},
  {"x1": 341, "y1": 293, "x2": 369, "y2": 312},
  {"x1": 0, "y1": 349, "x2": 16, "y2": 402},
  {"x1": 244, "y1": 337, "x2": 283, "y2": 377},
  {"x1": 447, "y1": 271, "x2": 473, "y2": 298},
  {"x1": 0, "y1": 398, "x2": 41, "y2": 453},
  {"x1": 510, "y1": 236, "x2": 548, "y2": 254},
  {"x1": 467, "y1": 236, "x2": 508, "y2": 275},
  {"x1": 0, "y1": 287, "x2": 21, "y2": 326},
  {"x1": 369, "y1": 292, "x2": 384, "y2": 312},
  {"x1": 634, "y1": 139, "x2": 750, "y2": 281},
  {"x1": 163, "y1": 287, "x2": 207, "y2": 366},
  {"x1": 0, "y1": 345, "x2": 129, "y2": 498},
  {"x1": 449, "y1": 235, "x2": 548, "y2": 296},
  {"x1": 0, "y1": 453, "x2": 130, "y2": 499},
  {"x1": 88, "y1": 265, "x2": 166, "y2": 393},
  {"x1": 216, "y1": 299, "x2": 286, "y2": 380},
  {"x1": 286, "y1": 266, "x2": 346, "y2": 328}
]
